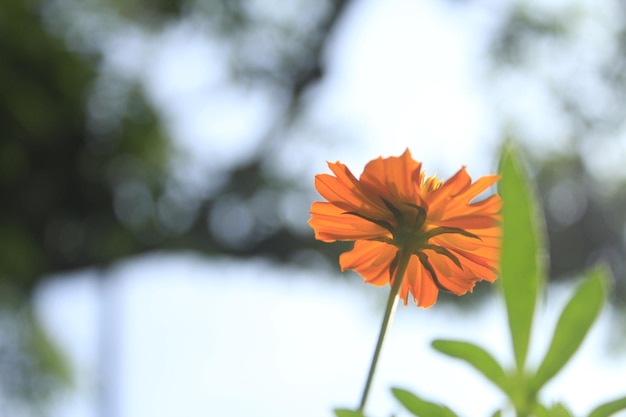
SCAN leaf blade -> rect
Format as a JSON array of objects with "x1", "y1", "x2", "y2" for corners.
[
  {"x1": 531, "y1": 266, "x2": 607, "y2": 390},
  {"x1": 334, "y1": 409, "x2": 367, "y2": 417},
  {"x1": 392, "y1": 388, "x2": 458, "y2": 417},
  {"x1": 498, "y1": 145, "x2": 545, "y2": 371},
  {"x1": 431, "y1": 340, "x2": 507, "y2": 392},
  {"x1": 535, "y1": 402, "x2": 575, "y2": 417},
  {"x1": 588, "y1": 395, "x2": 626, "y2": 417}
]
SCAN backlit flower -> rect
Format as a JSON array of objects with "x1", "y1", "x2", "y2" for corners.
[{"x1": 309, "y1": 149, "x2": 501, "y2": 308}]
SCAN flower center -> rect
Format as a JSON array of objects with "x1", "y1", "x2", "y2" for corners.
[
  {"x1": 344, "y1": 197, "x2": 481, "y2": 292},
  {"x1": 386, "y1": 202, "x2": 428, "y2": 252}
]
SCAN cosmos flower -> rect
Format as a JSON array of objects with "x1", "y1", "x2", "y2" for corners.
[{"x1": 309, "y1": 149, "x2": 501, "y2": 308}]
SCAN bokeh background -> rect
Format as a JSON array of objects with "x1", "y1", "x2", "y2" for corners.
[{"x1": 2, "y1": 0, "x2": 626, "y2": 416}]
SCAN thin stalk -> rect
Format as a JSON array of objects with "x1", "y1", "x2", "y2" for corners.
[{"x1": 358, "y1": 248, "x2": 412, "y2": 413}]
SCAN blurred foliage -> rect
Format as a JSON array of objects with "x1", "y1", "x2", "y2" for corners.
[
  {"x1": 0, "y1": 0, "x2": 171, "y2": 410},
  {"x1": 1, "y1": 0, "x2": 348, "y2": 411},
  {"x1": 0, "y1": 0, "x2": 173, "y2": 294},
  {"x1": 0, "y1": 0, "x2": 348, "y2": 293},
  {"x1": 487, "y1": 1, "x2": 626, "y2": 307},
  {"x1": 3, "y1": 0, "x2": 626, "y2": 413},
  {"x1": 536, "y1": 154, "x2": 626, "y2": 304},
  {"x1": 0, "y1": 289, "x2": 71, "y2": 414}
]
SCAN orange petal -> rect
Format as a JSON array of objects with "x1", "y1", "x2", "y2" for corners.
[
  {"x1": 309, "y1": 202, "x2": 389, "y2": 242},
  {"x1": 339, "y1": 240, "x2": 397, "y2": 286},
  {"x1": 315, "y1": 173, "x2": 372, "y2": 214},
  {"x1": 426, "y1": 169, "x2": 500, "y2": 220},
  {"x1": 360, "y1": 149, "x2": 422, "y2": 204},
  {"x1": 434, "y1": 215, "x2": 501, "y2": 230},
  {"x1": 427, "y1": 167, "x2": 472, "y2": 206},
  {"x1": 431, "y1": 233, "x2": 500, "y2": 252},
  {"x1": 428, "y1": 254, "x2": 478, "y2": 295},
  {"x1": 326, "y1": 162, "x2": 387, "y2": 213},
  {"x1": 445, "y1": 246, "x2": 500, "y2": 282},
  {"x1": 464, "y1": 174, "x2": 500, "y2": 199},
  {"x1": 403, "y1": 255, "x2": 439, "y2": 308},
  {"x1": 437, "y1": 194, "x2": 502, "y2": 221}
]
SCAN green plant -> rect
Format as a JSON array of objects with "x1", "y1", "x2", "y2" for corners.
[{"x1": 334, "y1": 145, "x2": 626, "y2": 417}]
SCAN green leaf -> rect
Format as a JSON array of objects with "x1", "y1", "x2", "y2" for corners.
[
  {"x1": 498, "y1": 144, "x2": 545, "y2": 371},
  {"x1": 431, "y1": 340, "x2": 506, "y2": 392},
  {"x1": 534, "y1": 402, "x2": 575, "y2": 417},
  {"x1": 334, "y1": 409, "x2": 366, "y2": 417},
  {"x1": 588, "y1": 395, "x2": 626, "y2": 417},
  {"x1": 546, "y1": 403, "x2": 574, "y2": 417},
  {"x1": 531, "y1": 266, "x2": 607, "y2": 391},
  {"x1": 391, "y1": 388, "x2": 458, "y2": 417},
  {"x1": 534, "y1": 405, "x2": 551, "y2": 417}
]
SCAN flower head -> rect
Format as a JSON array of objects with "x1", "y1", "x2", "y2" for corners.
[{"x1": 309, "y1": 149, "x2": 501, "y2": 308}]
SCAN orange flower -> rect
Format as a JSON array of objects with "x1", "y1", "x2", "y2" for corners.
[{"x1": 309, "y1": 149, "x2": 501, "y2": 308}]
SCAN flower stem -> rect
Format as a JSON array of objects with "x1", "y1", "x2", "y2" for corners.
[{"x1": 358, "y1": 248, "x2": 412, "y2": 413}]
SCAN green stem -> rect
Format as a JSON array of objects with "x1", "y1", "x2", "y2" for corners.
[{"x1": 358, "y1": 248, "x2": 413, "y2": 413}]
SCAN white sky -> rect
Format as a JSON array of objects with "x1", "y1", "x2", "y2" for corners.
[
  {"x1": 310, "y1": 0, "x2": 497, "y2": 173},
  {"x1": 35, "y1": 0, "x2": 626, "y2": 416}
]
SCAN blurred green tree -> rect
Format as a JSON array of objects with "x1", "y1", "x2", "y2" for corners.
[
  {"x1": 0, "y1": 0, "x2": 349, "y2": 412},
  {"x1": 487, "y1": 1, "x2": 626, "y2": 307},
  {"x1": 0, "y1": 0, "x2": 173, "y2": 411}
]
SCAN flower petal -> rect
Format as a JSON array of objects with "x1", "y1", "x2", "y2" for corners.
[
  {"x1": 437, "y1": 194, "x2": 502, "y2": 223},
  {"x1": 426, "y1": 170, "x2": 500, "y2": 220},
  {"x1": 426, "y1": 253, "x2": 479, "y2": 294},
  {"x1": 325, "y1": 162, "x2": 388, "y2": 214},
  {"x1": 402, "y1": 255, "x2": 439, "y2": 308},
  {"x1": 426, "y1": 166, "x2": 472, "y2": 207},
  {"x1": 315, "y1": 173, "x2": 371, "y2": 214},
  {"x1": 309, "y1": 202, "x2": 389, "y2": 242},
  {"x1": 339, "y1": 240, "x2": 397, "y2": 286},
  {"x1": 360, "y1": 149, "x2": 422, "y2": 205}
]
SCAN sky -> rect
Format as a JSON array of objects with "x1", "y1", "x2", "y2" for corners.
[{"x1": 34, "y1": 0, "x2": 626, "y2": 416}]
